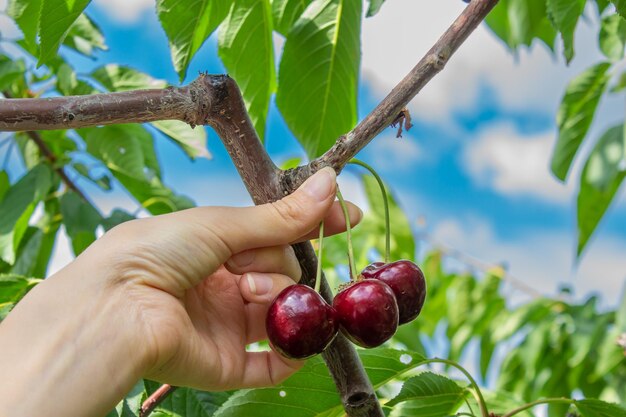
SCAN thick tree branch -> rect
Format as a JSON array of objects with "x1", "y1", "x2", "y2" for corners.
[{"x1": 283, "y1": 0, "x2": 499, "y2": 189}]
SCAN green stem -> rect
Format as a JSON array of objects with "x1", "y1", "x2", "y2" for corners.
[
  {"x1": 315, "y1": 221, "x2": 324, "y2": 293},
  {"x1": 349, "y1": 158, "x2": 390, "y2": 263},
  {"x1": 417, "y1": 358, "x2": 489, "y2": 417},
  {"x1": 336, "y1": 188, "x2": 358, "y2": 280},
  {"x1": 501, "y1": 398, "x2": 575, "y2": 417}
]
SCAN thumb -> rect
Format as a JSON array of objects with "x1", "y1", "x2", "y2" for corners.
[{"x1": 201, "y1": 167, "x2": 338, "y2": 258}]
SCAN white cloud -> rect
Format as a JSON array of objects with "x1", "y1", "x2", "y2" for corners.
[
  {"x1": 431, "y1": 216, "x2": 626, "y2": 308},
  {"x1": 462, "y1": 123, "x2": 573, "y2": 203},
  {"x1": 360, "y1": 0, "x2": 621, "y2": 124},
  {"x1": 93, "y1": 0, "x2": 155, "y2": 24}
]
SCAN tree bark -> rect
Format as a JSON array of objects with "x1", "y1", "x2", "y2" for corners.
[{"x1": 0, "y1": 1, "x2": 499, "y2": 415}]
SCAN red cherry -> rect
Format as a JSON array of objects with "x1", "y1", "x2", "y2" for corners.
[
  {"x1": 361, "y1": 260, "x2": 426, "y2": 324},
  {"x1": 333, "y1": 279, "x2": 399, "y2": 348},
  {"x1": 266, "y1": 284, "x2": 339, "y2": 359}
]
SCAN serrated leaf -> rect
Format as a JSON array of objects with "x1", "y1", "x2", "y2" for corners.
[
  {"x1": 576, "y1": 399, "x2": 626, "y2": 417},
  {"x1": 486, "y1": 0, "x2": 556, "y2": 51},
  {"x1": 551, "y1": 62, "x2": 611, "y2": 181},
  {"x1": 612, "y1": 0, "x2": 626, "y2": 19},
  {"x1": 0, "y1": 165, "x2": 53, "y2": 264},
  {"x1": 152, "y1": 120, "x2": 210, "y2": 160},
  {"x1": 157, "y1": 0, "x2": 232, "y2": 81},
  {"x1": 577, "y1": 125, "x2": 626, "y2": 256},
  {"x1": 387, "y1": 372, "x2": 465, "y2": 417},
  {"x1": 600, "y1": 14, "x2": 626, "y2": 61},
  {"x1": 0, "y1": 273, "x2": 41, "y2": 319},
  {"x1": 63, "y1": 13, "x2": 107, "y2": 58},
  {"x1": 547, "y1": 0, "x2": 585, "y2": 62},
  {"x1": 60, "y1": 191, "x2": 102, "y2": 256},
  {"x1": 219, "y1": 0, "x2": 274, "y2": 140},
  {"x1": 366, "y1": 0, "x2": 384, "y2": 17},
  {"x1": 0, "y1": 56, "x2": 27, "y2": 91},
  {"x1": 213, "y1": 348, "x2": 425, "y2": 417},
  {"x1": 276, "y1": 0, "x2": 362, "y2": 158},
  {"x1": 91, "y1": 65, "x2": 167, "y2": 92},
  {"x1": 38, "y1": 0, "x2": 92, "y2": 67},
  {"x1": 144, "y1": 381, "x2": 232, "y2": 417},
  {"x1": 8, "y1": 0, "x2": 43, "y2": 48},
  {"x1": 271, "y1": 0, "x2": 313, "y2": 35}
]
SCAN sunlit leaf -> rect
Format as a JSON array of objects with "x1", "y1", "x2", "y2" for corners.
[
  {"x1": 546, "y1": 0, "x2": 585, "y2": 62},
  {"x1": 577, "y1": 124, "x2": 626, "y2": 255},
  {"x1": 7, "y1": 0, "x2": 43, "y2": 48},
  {"x1": 366, "y1": 0, "x2": 384, "y2": 17},
  {"x1": 219, "y1": 0, "x2": 275, "y2": 140},
  {"x1": 63, "y1": 13, "x2": 107, "y2": 58},
  {"x1": 551, "y1": 62, "x2": 611, "y2": 181},
  {"x1": 144, "y1": 381, "x2": 232, "y2": 417},
  {"x1": 91, "y1": 65, "x2": 167, "y2": 92},
  {"x1": 38, "y1": 0, "x2": 92, "y2": 66},
  {"x1": 271, "y1": 0, "x2": 313, "y2": 35},
  {"x1": 276, "y1": 0, "x2": 362, "y2": 157},
  {"x1": 576, "y1": 399, "x2": 626, "y2": 417},
  {"x1": 387, "y1": 372, "x2": 465, "y2": 417},
  {"x1": 599, "y1": 14, "x2": 626, "y2": 61},
  {"x1": 0, "y1": 273, "x2": 42, "y2": 319},
  {"x1": 157, "y1": 0, "x2": 232, "y2": 81}
]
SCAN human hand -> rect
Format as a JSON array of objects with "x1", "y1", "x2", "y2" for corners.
[{"x1": 0, "y1": 167, "x2": 361, "y2": 417}]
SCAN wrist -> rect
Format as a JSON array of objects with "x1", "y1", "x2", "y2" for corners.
[{"x1": 0, "y1": 262, "x2": 151, "y2": 417}]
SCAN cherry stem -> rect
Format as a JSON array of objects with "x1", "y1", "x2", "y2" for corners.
[
  {"x1": 500, "y1": 398, "x2": 575, "y2": 417},
  {"x1": 315, "y1": 220, "x2": 324, "y2": 293},
  {"x1": 349, "y1": 158, "x2": 390, "y2": 263},
  {"x1": 417, "y1": 358, "x2": 489, "y2": 417},
  {"x1": 336, "y1": 187, "x2": 357, "y2": 280}
]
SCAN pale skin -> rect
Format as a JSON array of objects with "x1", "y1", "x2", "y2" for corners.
[{"x1": 0, "y1": 167, "x2": 362, "y2": 417}]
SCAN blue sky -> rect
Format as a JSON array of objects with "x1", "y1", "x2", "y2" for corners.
[{"x1": 2, "y1": 0, "x2": 625, "y2": 308}]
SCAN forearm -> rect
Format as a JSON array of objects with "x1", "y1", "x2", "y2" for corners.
[{"x1": 0, "y1": 261, "x2": 150, "y2": 417}]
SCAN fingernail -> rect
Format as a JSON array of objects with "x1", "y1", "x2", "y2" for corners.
[
  {"x1": 300, "y1": 167, "x2": 336, "y2": 200},
  {"x1": 227, "y1": 250, "x2": 255, "y2": 269},
  {"x1": 246, "y1": 273, "x2": 274, "y2": 296}
]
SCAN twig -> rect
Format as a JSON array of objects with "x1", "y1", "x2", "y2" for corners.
[
  {"x1": 139, "y1": 384, "x2": 176, "y2": 417},
  {"x1": 2, "y1": 91, "x2": 88, "y2": 201},
  {"x1": 283, "y1": 0, "x2": 500, "y2": 188}
]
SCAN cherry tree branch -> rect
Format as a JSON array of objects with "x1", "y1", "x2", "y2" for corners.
[{"x1": 283, "y1": 0, "x2": 499, "y2": 189}]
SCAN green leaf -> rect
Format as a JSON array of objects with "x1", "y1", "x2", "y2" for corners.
[
  {"x1": 0, "y1": 165, "x2": 54, "y2": 264},
  {"x1": 0, "y1": 273, "x2": 42, "y2": 319},
  {"x1": 213, "y1": 348, "x2": 425, "y2": 417},
  {"x1": 107, "y1": 380, "x2": 145, "y2": 417},
  {"x1": 102, "y1": 209, "x2": 135, "y2": 231},
  {"x1": 144, "y1": 381, "x2": 232, "y2": 416},
  {"x1": 487, "y1": 0, "x2": 556, "y2": 51},
  {"x1": 612, "y1": 0, "x2": 626, "y2": 19},
  {"x1": 596, "y1": 0, "x2": 611, "y2": 14},
  {"x1": 577, "y1": 125, "x2": 626, "y2": 255},
  {"x1": 600, "y1": 14, "x2": 626, "y2": 61},
  {"x1": 546, "y1": 0, "x2": 585, "y2": 62},
  {"x1": 91, "y1": 65, "x2": 167, "y2": 92},
  {"x1": 366, "y1": 0, "x2": 384, "y2": 17},
  {"x1": 157, "y1": 0, "x2": 232, "y2": 81},
  {"x1": 60, "y1": 191, "x2": 102, "y2": 256},
  {"x1": 0, "y1": 171, "x2": 9, "y2": 202},
  {"x1": 271, "y1": 0, "x2": 313, "y2": 35},
  {"x1": 63, "y1": 13, "x2": 107, "y2": 58},
  {"x1": 0, "y1": 56, "x2": 27, "y2": 91},
  {"x1": 551, "y1": 62, "x2": 612, "y2": 181},
  {"x1": 152, "y1": 121, "x2": 210, "y2": 160},
  {"x1": 276, "y1": 0, "x2": 362, "y2": 158},
  {"x1": 386, "y1": 372, "x2": 465, "y2": 417},
  {"x1": 219, "y1": 0, "x2": 275, "y2": 140},
  {"x1": 38, "y1": 0, "x2": 92, "y2": 67},
  {"x1": 8, "y1": 0, "x2": 43, "y2": 48},
  {"x1": 72, "y1": 162, "x2": 112, "y2": 191},
  {"x1": 576, "y1": 399, "x2": 626, "y2": 417}
]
